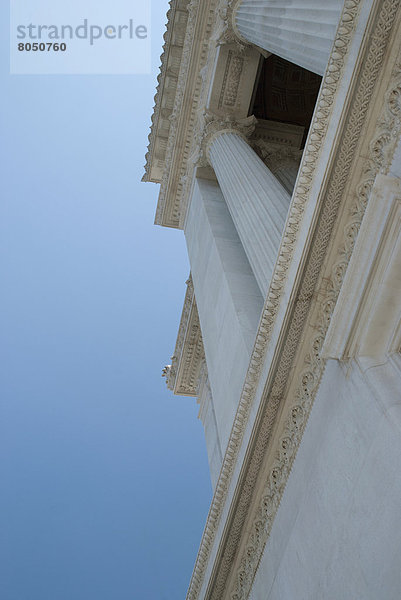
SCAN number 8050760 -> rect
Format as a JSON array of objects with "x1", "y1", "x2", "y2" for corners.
[{"x1": 18, "y1": 42, "x2": 67, "y2": 51}]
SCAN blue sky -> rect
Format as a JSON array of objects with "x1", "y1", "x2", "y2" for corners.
[{"x1": 0, "y1": 2, "x2": 211, "y2": 598}]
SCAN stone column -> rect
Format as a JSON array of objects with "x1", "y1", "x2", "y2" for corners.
[
  {"x1": 204, "y1": 117, "x2": 291, "y2": 296},
  {"x1": 232, "y1": 0, "x2": 344, "y2": 75}
]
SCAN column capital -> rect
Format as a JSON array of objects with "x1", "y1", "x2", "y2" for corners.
[
  {"x1": 213, "y1": 0, "x2": 249, "y2": 49},
  {"x1": 196, "y1": 111, "x2": 257, "y2": 166}
]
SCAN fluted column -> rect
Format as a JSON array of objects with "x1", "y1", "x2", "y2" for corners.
[
  {"x1": 232, "y1": 0, "x2": 344, "y2": 75},
  {"x1": 206, "y1": 124, "x2": 291, "y2": 296}
]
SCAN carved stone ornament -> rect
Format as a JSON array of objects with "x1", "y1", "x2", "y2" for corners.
[
  {"x1": 190, "y1": 111, "x2": 257, "y2": 167},
  {"x1": 212, "y1": 0, "x2": 249, "y2": 49},
  {"x1": 142, "y1": 0, "x2": 190, "y2": 184},
  {"x1": 164, "y1": 275, "x2": 205, "y2": 396},
  {"x1": 161, "y1": 363, "x2": 174, "y2": 385}
]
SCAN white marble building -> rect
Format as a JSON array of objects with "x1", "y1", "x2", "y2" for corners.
[{"x1": 144, "y1": 1, "x2": 401, "y2": 598}]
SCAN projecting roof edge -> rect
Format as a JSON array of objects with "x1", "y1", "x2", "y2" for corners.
[
  {"x1": 162, "y1": 275, "x2": 205, "y2": 396},
  {"x1": 142, "y1": 0, "x2": 190, "y2": 184}
]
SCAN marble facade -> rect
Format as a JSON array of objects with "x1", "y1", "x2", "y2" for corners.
[{"x1": 144, "y1": 1, "x2": 401, "y2": 598}]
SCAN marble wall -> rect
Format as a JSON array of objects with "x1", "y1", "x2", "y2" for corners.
[{"x1": 250, "y1": 357, "x2": 401, "y2": 600}]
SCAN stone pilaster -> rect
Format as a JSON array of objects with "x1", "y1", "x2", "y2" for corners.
[
  {"x1": 231, "y1": 0, "x2": 344, "y2": 75},
  {"x1": 203, "y1": 115, "x2": 291, "y2": 296}
]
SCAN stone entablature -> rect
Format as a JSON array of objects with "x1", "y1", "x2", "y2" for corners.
[{"x1": 144, "y1": 0, "x2": 220, "y2": 228}]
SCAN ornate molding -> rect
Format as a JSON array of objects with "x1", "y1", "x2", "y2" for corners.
[
  {"x1": 212, "y1": 0, "x2": 249, "y2": 49},
  {"x1": 217, "y1": 50, "x2": 245, "y2": 108},
  {"x1": 185, "y1": 2, "x2": 401, "y2": 599},
  {"x1": 154, "y1": 0, "x2": 220, "y2": 228},
  {"x1": 143, "y1": 1, "x2": 190, "y2": 184},
  {"x1": 163, "y1": 276, "x2": 205, "y2": 396},
  {"x1": 163, "y1": 276, "x2": 193, "y2": 390},
  {"x1": 190, "y1": 112, "x2": 257, "y2": 166}
]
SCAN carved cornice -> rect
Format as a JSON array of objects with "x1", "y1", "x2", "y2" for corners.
[
  {"x1": 143, "y1": 1, "x2": 190, "y2": 184},
  {"x1": 185, "y1": 2, "x2": 401, "y2": 599},
  {"x1": 154, "y1": 0, "x2": 220, "y2": 228},
  {"x1": 162, "y1": 276, "x2": 193, "y2": 390},
  {"x1": 164, "y1": 276, "x2": 205, "y2": 396}
]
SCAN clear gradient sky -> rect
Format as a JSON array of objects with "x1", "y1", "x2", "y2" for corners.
[{"x1": 0, "y1": 2, "x2": 212, "y2": 598}]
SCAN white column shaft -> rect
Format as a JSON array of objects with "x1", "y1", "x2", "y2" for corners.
[
  {"x1": 208, "y1": 132, "x2": 291, "y2": 296},
  {"x1": 234, "y1": 0, "x2": 344, "y2": 75}
]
